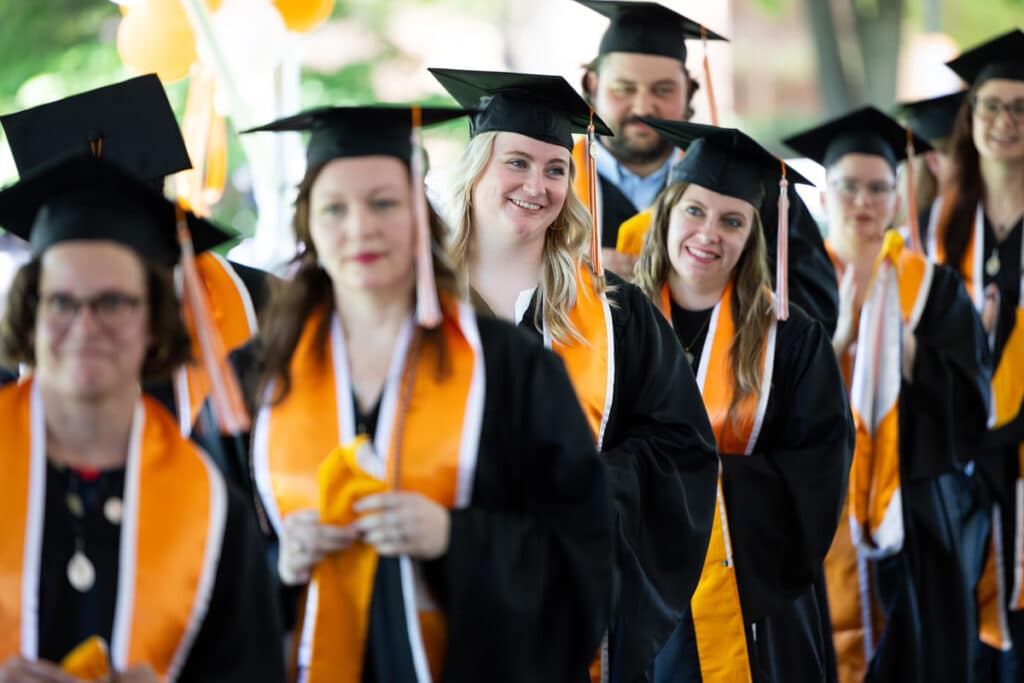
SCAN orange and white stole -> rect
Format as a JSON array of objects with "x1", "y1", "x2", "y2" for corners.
[
  {"x1": 657, "y1": 279, "x2": 776, "y2": 682},
  {"x1": 0, "y1": 379, "x2": 227, "y2": 682},
  {"x1": 173, "y1": 252, "x2": 258, "y2": 434},
  {"x1": 251, "y1": 297, "x2": 485, "y2": 683},
  {"x1": 927, "y1": 197, "x2": 1022, "y2": 646}
]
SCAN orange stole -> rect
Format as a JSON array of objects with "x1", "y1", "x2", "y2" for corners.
[
  {"x1": 0, "y1": 380, "x2": 225, "y2": 679},
  {"x1": 657, "y1": 280, "x2": 772, "y2": 681},
  {"x1": 176, "y1": 252, "x2": 258, "y2": 431},
  {"x1": 256, "y1": 299, "x2": 480, "y2": 683},
  {"x1": 551, "y1": 263, "x2": 614, "y2": 448},
  {"x1": 616, "y1": 209, "x2": 653, "y2": 257}
]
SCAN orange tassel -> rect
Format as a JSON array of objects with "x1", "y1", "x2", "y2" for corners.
[
  {"x1": 776, "y1": 161, "x2": 790, "y2": 321},
  {"x1": 586, "y1": 106, "x2": 603, "y2": 277},
  {"x1": 410, "y1": 106, "x2": 442, "y2": 328},
  {"x1": 701, "y1": 27, "x2": 719, "y2": 126},
  {"x1": 904, "y1": 128, "x2": 922, "y2": 253},
  {"x1": 174, "y1": 205, "x2": 250, "y2": 434}
]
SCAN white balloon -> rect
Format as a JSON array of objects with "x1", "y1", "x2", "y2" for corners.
[{"x1": 202, "y1": 0, "x2": 286, "y2": 78}]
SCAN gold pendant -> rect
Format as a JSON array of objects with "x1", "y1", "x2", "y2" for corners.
[
  {"x1": 684, "y1": 349, "x2": 695, "y2": 365},
  {"x1": 103, "y1": 497, "x2": 123, "y2": 525},
  {"x1": 65, "y1": 493, "x2": 84, "y2": 518},
  {"x1": 67, "y1": 550, "x2": 96, "y2": 592},
  {"x1": 986, "y1": 249, "x2": 1001, "y2": 277}
]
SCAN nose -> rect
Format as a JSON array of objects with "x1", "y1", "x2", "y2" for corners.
[
  {"x1": 521, "y1": 167, "x2": 544, "y2": 197},
  {"x1": 695, "y1": 215, "x2": 717, "y2": 241},
  {"x1": 630, "y1": 88, "x2": 656, "y2": 117},
  {"x1": 66, "y1": 304, "x2": 103, "y2": 336}
]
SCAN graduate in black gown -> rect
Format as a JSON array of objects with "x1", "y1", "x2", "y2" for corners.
[
  {"x1": 0, "y1": 153, "x2": 283, "y2": 682},
  {"x1": 631, "y1": 118, "x2": 853, "y2": 682},
  {"x1": 236, "y1": 105, "x2": 612, "y2": 683},
  {"x1": 432, "y1": 69, "x2": 718, "y2": 683},
  {"x1": 785, "y1": 107, "x2": 992, "y2": 683},
  {"x1": 0, "y1": 75, "x2": 271, "y2": 490}
]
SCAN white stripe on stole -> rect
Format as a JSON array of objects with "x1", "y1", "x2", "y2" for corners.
[
  {"x1": 167, "y1": 450, "x2": 228, "y2": 682},
  {"x1": 1011, "y1": 480, "x2": 1024, "y2": 608},
  {"x1": 111, "y1": 401, "x2": 146, "y2": 669},
  {"x1": 991, "y1": 504, "x2": 1014, "y2": 651},
  {"x1": 173, "y1": 366, "x2": 191, "y2": 436},
  {"x1": 21, "y1": 383, "x2": 47, "y2": 659},
  {"x1": 925, "y1": 197, "x2": 942, "y2": 262},
  {"x1": 973, "y1": 203, "x2": 985, "y2": 313},
  {"x1": 597, "y1": 292, "x2": 616, "y2": 451}
]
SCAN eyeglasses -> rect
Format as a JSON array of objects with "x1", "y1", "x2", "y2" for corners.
[
  {"x1": 971, "y1": 97, "x2": 1024, "y2": 122},
  {"x1": 39, "y1": 291, "x2": 145, "y2": 330},
  {"x1": 828, "y1": 178, "x2": 896, "y2": 202}
]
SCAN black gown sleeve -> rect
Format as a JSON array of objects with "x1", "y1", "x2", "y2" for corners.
[
  {"x1": 176, "y1": 484, "x2": 286, "y2": 682},
  {"x1": 902, "y1": 263, "x2": 992, "y2": 482},
  {"x1": 600, "y1": 276, "x2": 719, "y2": 682},
  {"x1": 719, "y1": 306, "x2": 854, "y2": 619},
  {"x1": 227, "y1": 260, "x2": 277, "y2": 319},
  {"x1": 422, "y1": 319, "x2": 613, "y2": 683}
]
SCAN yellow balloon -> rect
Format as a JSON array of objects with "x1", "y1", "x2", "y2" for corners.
[
  {"x1": 116, "y1": 0, "x2": 197, "y2": 83},
  {"x1": 273, "y1": 0, "x2": 334, "y2": 33}
]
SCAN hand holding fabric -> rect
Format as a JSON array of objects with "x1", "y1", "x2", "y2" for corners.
[
  {"x1": 278, "y1": 509, "x2": 358, "y2": 586},
  {"x1": 354, "y1": 492, "x2": 451, "y2": 560},
  {"x1": 833, "y1": 266, "x2": 860, "y2": 355}
]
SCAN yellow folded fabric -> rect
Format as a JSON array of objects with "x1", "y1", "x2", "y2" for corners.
[
  {"x1": 61, "y1": 636, "x2": 110, "y2": 681},
  {"x1": 318, "y1": 435, "x2": 388, "y2": 526}
]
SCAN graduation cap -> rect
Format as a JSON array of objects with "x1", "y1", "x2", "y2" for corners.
[
  {"x1": 574, "y1": 0, "x2": 727, "y2": 62},
  {"x1": 896, "y1": 91, "x2": 967, "y2": 142},
  {"x1": 782, "y1": 106, "x2": 933, "y2": 171},
  {"x1": 241, "y1": 105, "x2": 474, "y2": 168},
  {"x1": 640, "y1": 117, "x2": 816, "y2": 320},
  {"x1": 0, "y1": 74, "x2": 191, "y2": 181},
  {"x1": 428, "y1": 68, "x2": 612, "y2": 151},
  {"x1": 946, "y1": 29, "x2": 1024, "y2": 87},
  {"x1": 0, "y1": 153, "x2": 233, "y2": 266},
  {"x1": 639, "y1": 117, "x2": 812, "y2": 208}
]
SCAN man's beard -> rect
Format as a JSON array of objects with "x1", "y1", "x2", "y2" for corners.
[{"x1": 602, "y1": 122, "x2": 674, "y2": 165}]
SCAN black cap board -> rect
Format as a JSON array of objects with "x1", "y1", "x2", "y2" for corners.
[
  {"x1": 574, "y1": 0, "x2": 727, "y2": 63},
  {"x1": 896, "y1": 91, "x2": 966, "y2": 142},
  {"x1": 428, "y1": 68, "x2": 612, "y2": 150},
  {"x1": 782, "y1": 106, "x2": 933, "y2": 171},
  {"x1": 241, "y1": 105, "x2": 474, "y2": 168},
  {"x1": 946, "y1": 29, "x2": 1024, "y2": 87},
  {"x1": 0, "y1": 153, "x2": 234, "y2": 266},
  {"x1": 638, "y1": 117, "x2": 812, "y2": 209},
  {"x1": 1, "y1": 74, "x2": 191, "y2": 181}
]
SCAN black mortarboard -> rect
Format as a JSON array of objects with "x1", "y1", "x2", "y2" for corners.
[
  {"x1": 895, "y1": 90, "x2": 966, "y2": 143},
  {"x1": 574, "y1": 1, "x2": 727, "y2": 62},
  {"x1": 428, "y1": 68, "x2": 612, "y2": 151},
  {"x1": 946, "y1": 30, "x2": 1024, "y2": 87},
  {"x1": 639, "y1": 117, "x2": 812, "y2": 209},
  {"x1": 241, "y1": 105, "x2": 473, "y2": 168},
  {"x1": 1, "y1": 74, "x2": 191, "y2": 181},
  {"x1": 782, "y1": 106, "x2": 933, "y2": 171},
  {"x1": 0, "y1": 153, "x2": 233, "y2": 266}
]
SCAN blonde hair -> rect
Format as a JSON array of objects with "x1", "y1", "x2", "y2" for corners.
[
  {"x1": 446, "y1": 131, "x2": 599, "y2": 344},
  {"x1": 635, "y1": 181, "x2": 773, "y2": 427}
]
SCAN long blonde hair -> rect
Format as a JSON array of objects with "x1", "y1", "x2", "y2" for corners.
[
  {"x1": 635, "y1": 181, "x2": 774, "y2": 423},
  {"x1": 446, "y1": 131, "x2": 597, "y2": 344}
]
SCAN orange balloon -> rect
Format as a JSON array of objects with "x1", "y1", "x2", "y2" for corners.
[
  {"x1": 273, "y1": 0, "x2": 334, "y2": 33},
  {"x1": 116, "y1": 0, "x2": 197, "y2": 83}
]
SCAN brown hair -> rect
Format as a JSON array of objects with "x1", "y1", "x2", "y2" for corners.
[
  {"x1": 934, "y1": 95, "x2": 982, "y2": 270},
  {"x1": 0, "y1": 256, "x2": 191, "y2": 381},
  {"x1": 581, "y1": 54, "x2": 701, "y2": 120},
  {"x1": 634, "y1": 181, "x2": 773, "y2": 426},
  {"x1": 257, "y1": 162, "x2": 461, "y2": 404}
]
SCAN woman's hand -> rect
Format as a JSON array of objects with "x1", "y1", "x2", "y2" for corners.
[
  {"x1": 832, "y1": 266, "x2": 861, "y2": 356},
  {"x1": 354, "y1": 493, "x2": 450, "y2": 560},
  {"x1": 0, "y1": 657, "x2": 82, "y2": 683},
  {"x1": 110, "y1": 666, "x2": 160, "y2": 683},
  {"x1": 278, "y1": 509, "x2": 358, "y2": 585}
]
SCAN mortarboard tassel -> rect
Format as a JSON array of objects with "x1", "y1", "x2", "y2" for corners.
[
  {"x1": 410, "y1": 105, "x2": 442, "y2": 328},
  {"x1": 175, "y1": 205, "x2": 250, "y2": 434},
  {"x1": 701, "y1": 27, "x2": 720, "y2": 126},
  {"x1": 904, "y1": 127, "x2": 923, "y2": 253},
  {"x1": 776, "y1": 161, "x2": 790, "y2": 321},
  {"x1": 586, "y1": 106, "x2": 604, "y2": 278}
]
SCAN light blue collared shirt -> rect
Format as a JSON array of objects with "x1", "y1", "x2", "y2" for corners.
[{"x1": 593, "y1": 141, "x2": 674, "y2": 211}]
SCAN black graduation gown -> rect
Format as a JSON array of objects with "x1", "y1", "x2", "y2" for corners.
[
  {"x1": 517, "y1": 273, "x2": 719, "y2": 683},
  {"x1": 599, "y1": 173, "x2": 645, "y2": 249},
  {"x1": 37, "y1": 462, "x2": 285, "y2": 681},
  {"x1": 233, "y1": 314, "x2": 614, "y2": 683},
  {"x1": 657, "y1": 301, "x2": 853, "y2": 683},
  {"x1": 866, "y1": 262, "x2": 992, "y2": 683}
]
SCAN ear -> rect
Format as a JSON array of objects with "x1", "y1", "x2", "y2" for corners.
[{"x1": 583, "y1": 70, "x2": 599, "y2": 101}]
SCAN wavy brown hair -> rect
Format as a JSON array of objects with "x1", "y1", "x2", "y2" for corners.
[
  {"x1": 934, "y1": 94, "x2": 983, "y2": 270},
  {"x1": 0, "y1": 256, "x2": 191, "y2": 381},
  {"x1": 257, "y1": 161, "x2": 461, "y2": 405},
  {"x1": 634, "y1": 181, "x2": 773, "y2": 428}
]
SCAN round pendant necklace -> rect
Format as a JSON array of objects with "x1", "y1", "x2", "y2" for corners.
[
  {"x1": 682, "y1": 313, "x2": 712, "y2": 365},
  {"x1": 63, "y1": 466, "x2": 123, "y2": 593},
  {"x1": 986, "y1": 247, "x2": 1001, "y2": 277}
]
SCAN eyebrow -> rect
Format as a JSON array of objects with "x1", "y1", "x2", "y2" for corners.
[{"x1": 505, "y1": 150, "x2": 569, "y2": 166}]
